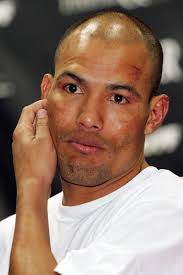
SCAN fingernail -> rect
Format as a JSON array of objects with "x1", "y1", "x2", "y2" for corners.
[{"x1": 37, "y1": 109, "x2": 47, "y2": 118}]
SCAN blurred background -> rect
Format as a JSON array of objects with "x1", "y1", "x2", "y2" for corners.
[{"x1": 0, "y1": 0, "x2": 183, "y2": 220}]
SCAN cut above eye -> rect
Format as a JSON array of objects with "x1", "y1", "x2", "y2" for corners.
[
  {"x1": 111, "y1": 94, "x2": 128, "y2": 104},
  {"x1": 65, "y1": 84, "x2": 81, "y2": 94}
]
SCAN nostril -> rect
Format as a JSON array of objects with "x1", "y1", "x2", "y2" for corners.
[
  {"x1": 78, "y1": 121, "x2": 99, "y2": 130},
  {"x1": 77, "y1": 112, "x2": 102, "y2": 131}
]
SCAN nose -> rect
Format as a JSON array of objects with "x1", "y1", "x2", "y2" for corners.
[{"x1": 76, "y1": 96, "x2": 103, "y2": 131}]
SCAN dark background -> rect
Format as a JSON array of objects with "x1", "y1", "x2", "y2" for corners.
[{"x1": 0, "y1": 0, "x2": 183, "y2": 220}]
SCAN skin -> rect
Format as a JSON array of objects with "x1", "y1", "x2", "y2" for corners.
[
  {"x1": 41, "y1": 28, "x2": 169, "y2": 205},
  {"x1": 9, "y1": 17, "x2": 169, "y2": 274}
]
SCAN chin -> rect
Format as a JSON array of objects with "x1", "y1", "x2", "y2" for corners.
[{"x1": 59, "y1": 161, "x2": 111, "y2": 187}]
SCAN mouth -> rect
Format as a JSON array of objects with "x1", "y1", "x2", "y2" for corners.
[
  {"x1": 66, "y1": 136, "x2": 105, "y2": 154},
  {"x1": 69, "y1": 141, "x2": 100, "y2": 154}
]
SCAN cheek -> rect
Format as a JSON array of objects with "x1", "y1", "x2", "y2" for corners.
[
  {"x1": 47, "y1": 93, "x2": 76, "y2": 143},
  {"x1": 105, "y1": 106, "x2": 147, "y2": 149}
]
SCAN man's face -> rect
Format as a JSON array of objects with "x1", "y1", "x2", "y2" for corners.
[{"x1": 44, "y1": 35, "x2": 153, "y2": 186}]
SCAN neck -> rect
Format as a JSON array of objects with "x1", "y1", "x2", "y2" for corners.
[{"x1": 61, "y1": 159, "x2": 149, "y2": 206}]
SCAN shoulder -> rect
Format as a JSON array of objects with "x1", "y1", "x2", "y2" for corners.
[
  {"x1": 152, "y1": 168, "x2": 183, "y2": 184},
  {"x1": 0, "y1": 214, "x2": 16, "y2": 273},
  {"x1": 104, "y1": 168, "x2": 183, "y2": 248},
  {"x1": 128, "y1": 168, "x2": 183, "y2": 225},
  {"x1": 0, "y1": 214, "x2": 16, "y2": 250},
  {"x1": 142, "y1": 168, "x2": 183, "y2": 205},
  {"x1": 111, "y1": 167, "x2": 183, "y2": 223}
]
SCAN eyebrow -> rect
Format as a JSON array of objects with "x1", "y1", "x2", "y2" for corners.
[
  {"x1": 56, "y1": 71, "x2": 85, "y2": 84},
  {"x1": 56, "y1": 71, "x2": 141, "y2": 98}
]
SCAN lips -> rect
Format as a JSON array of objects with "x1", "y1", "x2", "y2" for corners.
[
  {"x1": 65, "y1": 134, "x2": 106, "y2": 154},
  {"x1": 70, "y1": 142, "x2": 99, "y2": 153}
]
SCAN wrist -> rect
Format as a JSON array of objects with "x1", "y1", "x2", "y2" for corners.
[
  {"x1": 16, "y1": 180, "x2": 50, "y2": 212},
  {"x1": 17, "y1": 178, "x2": 50, "y2": 198}
]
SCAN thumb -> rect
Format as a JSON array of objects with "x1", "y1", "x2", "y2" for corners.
[{"x1": 36, "y1": 109, "x2": 50, "y2": 138}]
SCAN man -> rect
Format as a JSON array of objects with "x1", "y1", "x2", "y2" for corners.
[{"x1": 0, "y1": 10, "x2": 183, "y2": 275}]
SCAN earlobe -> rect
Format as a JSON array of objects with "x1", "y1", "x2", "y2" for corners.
[
  {"x1": 144, "y1": 94, "x2": 169, "y2": 135},
  {"x1": 41, "y1": 73, "x2": 53, "y2": 99}
]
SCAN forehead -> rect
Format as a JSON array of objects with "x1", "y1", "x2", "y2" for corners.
[{"x1": 55, "y1": 35, "x2": 153, "y2": 92}]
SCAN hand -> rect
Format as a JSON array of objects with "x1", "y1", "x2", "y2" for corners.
[
  {"x1": 9, "y1": 100, "x2": 58, "y2": 275},
  {"x1": 12, "y1": 99, "x2": 57, "y2": 197}
]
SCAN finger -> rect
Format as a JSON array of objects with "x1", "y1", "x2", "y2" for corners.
[
  {"x1": 18, "y1": 99, "x2": 48, "y2": 127},
  {"x1": 35, "y1": 109, "x2": 50, "y2": 139},
  {"x1": 13, "y1": 99, "x2": 48, "y2": 142}
]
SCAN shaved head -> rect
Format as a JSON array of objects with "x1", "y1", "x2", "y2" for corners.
[{"x1": 54, "y1": 11, "x2": 163, "y2": 96}]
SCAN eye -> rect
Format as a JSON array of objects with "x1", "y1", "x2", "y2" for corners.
[
  {"x1": 64, "y1": 83, "x2": 81, "y2": 94},
  {"x1": 111, "y1": 94, "x2": 128, "y2": 105}
]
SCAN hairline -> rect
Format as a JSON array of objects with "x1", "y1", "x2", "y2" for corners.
[{"x1": 54, "y1": 10, "x2": 163, "y2": 97}]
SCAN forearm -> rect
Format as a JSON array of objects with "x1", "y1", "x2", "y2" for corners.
[{"x1": 9, "y1": 183, "x2": 57, "y2": 275}]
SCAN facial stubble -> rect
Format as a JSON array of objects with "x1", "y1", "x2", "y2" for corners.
[{"x1": 58, "y1": 153, "x2": 113, "y2": 187}]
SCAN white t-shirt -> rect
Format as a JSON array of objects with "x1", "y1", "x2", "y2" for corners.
[{"x1": 1, "y1": 166, "x2": 183, "y2": 275}]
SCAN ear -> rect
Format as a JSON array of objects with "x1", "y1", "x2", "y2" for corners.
[
  {"x1": 144, "y1": 94, "x2": 169, "y2": 135},
  {"x1": 41, "y1": 73, "x2": 53, "y2": 99}
]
